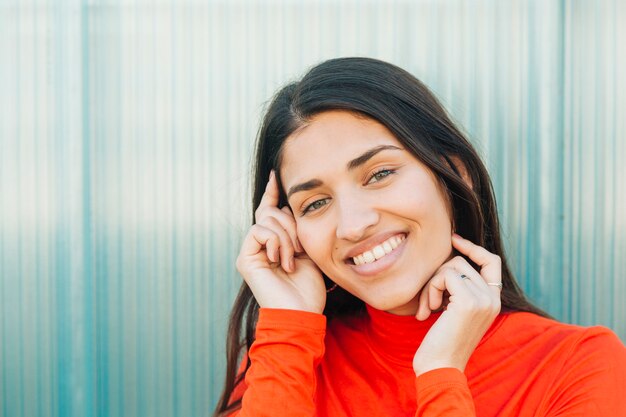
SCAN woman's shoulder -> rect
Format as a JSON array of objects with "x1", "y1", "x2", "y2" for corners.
[
  {"x1": 463, "y1": 313, "x2": 626, "y2": 414},
  {"x1": 500, "y1": 311, "x2": 621, "y2": 337},
  {"x1": 495, "y1": 310, "x2": 625, "y2": 356}
]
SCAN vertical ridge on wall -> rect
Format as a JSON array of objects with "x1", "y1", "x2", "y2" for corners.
[
  {"x1": 0, "y1": 1, "x2": 624, "y2": 417},
  {"x1": 80, "y1": 0, "x2": 95, "y2": 415},
  {"x1": 561, "y1": 0, "x2": 625, "y2": 336}
]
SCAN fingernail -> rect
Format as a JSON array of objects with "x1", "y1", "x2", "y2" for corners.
[{"x1": 452, "y1": 233, "x2": 462, "y2": 240}]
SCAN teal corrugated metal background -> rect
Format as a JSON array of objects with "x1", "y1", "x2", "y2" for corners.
[{"x1": 1, "y1": 1, "x2": 624, "y2": 416}]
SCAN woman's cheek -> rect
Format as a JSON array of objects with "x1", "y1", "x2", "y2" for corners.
[
  {"x1": 295, "y1": 225, "x2": 316, "y2": 255},
  {"x1": 297, "y1": 224, "x2": 334, "y2": 269}
]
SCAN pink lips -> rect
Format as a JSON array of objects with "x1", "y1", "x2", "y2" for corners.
[
  {"x1": 344, "y1": 232, "x2": 408, "y2": 260},
  {"x1": 347, "y1": 234, "x2": 408, "y2": 277}
]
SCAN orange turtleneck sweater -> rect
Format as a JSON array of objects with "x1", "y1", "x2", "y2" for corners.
[{"x1": 225, "y1": 306, "x2": 626, "y2": 416}]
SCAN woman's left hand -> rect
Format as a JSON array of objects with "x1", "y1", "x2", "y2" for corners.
[{"x1": 412, "y1": 233, "x2": 502, "y2": 376}]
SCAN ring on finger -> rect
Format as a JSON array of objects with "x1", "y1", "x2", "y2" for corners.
[
  {"x1": 487, "y1": 282, "x2": 503, "y2": 290},
  {"x1": 459, "y1": 274, "x2": 471, "y2": 280}
]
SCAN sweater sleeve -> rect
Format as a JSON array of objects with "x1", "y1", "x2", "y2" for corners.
[
  {"x1": 540, "y1": 327, "x2": 626, "y2": 416},
  {"x1": 414, "y1": 368, "x2": 476, "y2": 416},
  {"x1": 226, "y1": 308, "x2": 326, "y2": 417}
]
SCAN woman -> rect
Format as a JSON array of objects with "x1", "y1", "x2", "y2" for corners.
[{"x1": 213, "y1": 57, "x2": 626, "y2": 416}]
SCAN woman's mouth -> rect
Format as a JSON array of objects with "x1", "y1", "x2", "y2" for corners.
[
  {"x1": 346, "y1": 233, "x2": 408, "y2": 277},
  {"x1": 352, "y1": 234, "x2": 406, "y2": 265}
]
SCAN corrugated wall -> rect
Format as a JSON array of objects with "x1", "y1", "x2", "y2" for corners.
[{"x1": 0, "y1": 1, "x2": 624, "y2": 416}]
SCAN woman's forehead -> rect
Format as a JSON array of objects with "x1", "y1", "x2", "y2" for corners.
[{"x1": 280, "y1": 111, "x2": 402, "y2": 177}]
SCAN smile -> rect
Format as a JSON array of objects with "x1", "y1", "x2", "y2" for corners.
[{"x1": 352, "y1": 234, "x2": 406, "y2": 265}]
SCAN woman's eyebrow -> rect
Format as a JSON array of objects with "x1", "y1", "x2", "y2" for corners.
[
  {"x1": 287, "y1": 144, "x2": 403, "y2": 199},
  {"x1": 287, "y1": 179, "x2": 323, "y2": 199},
  {"x1": 346, "y1": 144, "x2": 402, "y2": 170}
]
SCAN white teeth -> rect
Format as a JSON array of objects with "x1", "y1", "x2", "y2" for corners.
[
  {"x1": 352, "y1": 234, "x2": 405, "y2": 265},
  {"x1": 363, "y1": 251, "x2": 376, "y2": 263},
  {"x1": 372, "y1": 246, "x2": 386, "y2": 259}
]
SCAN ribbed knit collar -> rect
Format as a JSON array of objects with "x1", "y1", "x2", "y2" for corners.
[
  {"x1": 364, "y1": 303, "x2": 442, "y2": 368},
  {"x1": 364, "y1": 303, "x2": 506, "y2": 369}
]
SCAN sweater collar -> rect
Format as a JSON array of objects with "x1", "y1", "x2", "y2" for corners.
[
  {"x1": 364, "y1": 303, "x2": 506, "y2": 369},
  {"x1": 364, "y1": 303, "x2": 441, "y2": 367}
]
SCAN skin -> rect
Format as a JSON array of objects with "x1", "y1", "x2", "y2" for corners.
[{"x1": 236, "y1": 110, "x2": 501, "y2": 376}]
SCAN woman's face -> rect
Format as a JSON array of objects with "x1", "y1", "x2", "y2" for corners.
[{"x1": 280, "y1": 110, "x2": 454, "y2": 315}]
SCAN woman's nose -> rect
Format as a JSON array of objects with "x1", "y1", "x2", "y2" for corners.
[{"x1": 335, "y1": 198, "x2": 380, "y2": 241}]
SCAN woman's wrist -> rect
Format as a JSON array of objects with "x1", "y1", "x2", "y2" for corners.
[
  {"x1": 413, "y1": 353, "x2": 469, "y2": 377},
  {"x1": 414, "y1": 362, "x2": 465, "y2": 377}
]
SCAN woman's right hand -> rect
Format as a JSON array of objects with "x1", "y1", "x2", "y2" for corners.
[{"x1": 236, "y1": 171, "x2": 327, "y2": 314}]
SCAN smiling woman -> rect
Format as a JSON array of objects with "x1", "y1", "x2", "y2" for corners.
[
  {"x1": 213, "y1": 58, "x2": 626, "y2": 417},
  {"x1": 280, "y1": 112, "x2": 453, "y2": 316}
]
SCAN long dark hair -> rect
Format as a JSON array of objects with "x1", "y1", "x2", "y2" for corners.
[{"x1": 213, "y1": 57, "x2": 547, "y2": 416}]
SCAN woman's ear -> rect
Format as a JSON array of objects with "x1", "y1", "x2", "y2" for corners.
[{"x1": 448, "y1": 156, "x2": 473, "y2": 190}]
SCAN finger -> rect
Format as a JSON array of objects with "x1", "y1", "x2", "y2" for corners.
[
  {"x1": 265, "y1": 235, "x2": 280, "y2": 265},
  {"x1": 279, "y1": 206, "x2": 304, "y2": 252},
  {"x1": 423, "y1": 267, "x2": 500, "y2": 322},
  {"x1": 428, "y1": 275, "x2": 445, "y2": 311},
  {"x1": 240, "y1": 224, "x2": 280, "y2": 262},
  {"x1": 448, "y1": 265, "x2": 501, "y2": 311},
  {"x1": 457, "y1": 272, "x2": 490, "y2": 301},
  {"x1": 452, "y1": 234, "x2": 502, "y2": 285},
  {"x1": 257, "y1": 216, "x2": 296, "y2": 272},
  {"x1": 416, "y1": 285, "x2": 431, "y2": 321},
  {"x1": 438, "y1": 254, "x2": 502, "y2": 302},
  {"x1": 258, "y1": 206, "x2": 301, "y2": 254},
  {"x1": 428, "y1": 267, "x2": 474, "y2": 305},
  {"x1": 255, "y1": 171, "x2": 280, "y2": 221},
  {"x1": 442, "y1": 256, "x2": 490, "y2": 291},
  {"x1": 446, "y1": 258, "x2": 499, "y2": 303}
]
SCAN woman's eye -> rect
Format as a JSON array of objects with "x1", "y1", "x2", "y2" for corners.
[
  {"x1": 367, "y1": 169, "x2": 395, "y2": 184},
  {"x1": 302, "y1": 198, "x2": 329, "y2": 215}
]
